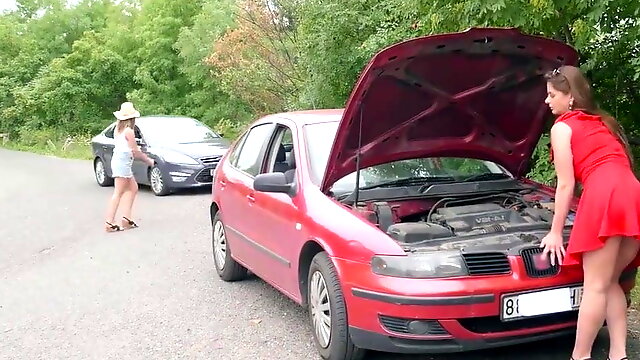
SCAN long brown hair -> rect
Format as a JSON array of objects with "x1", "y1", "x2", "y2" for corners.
[
  {"x1": 544, "y1": 65, "x2": 633, "y2": 165},
  {"x1": 116, "y1": 118, "x2": 136, "y2": 135}
]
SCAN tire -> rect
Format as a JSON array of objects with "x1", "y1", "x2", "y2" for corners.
[
  {"x1": 212, "y1": 212, "x2": 247, "y2": 281},
  {"x1": 308, "y1": 252, "x2": 365, "y2": 360},
  {"x1": 149, "y1": 165, "x2": 170, "y2": 196},
  {"x1": 94, "y1": 157, "x2": 114, "y2": 187}
]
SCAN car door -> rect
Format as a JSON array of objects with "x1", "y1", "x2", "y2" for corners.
[
  {"x1": 131, "y1": 125, "x2": 151, "y2": 184},
  {"x1": 217, "y1": 122, "x2": 278, "y2": 280},
  {"x1": 101, "y1": 124, "x2": 116, "y2": 175},
  {"x1": 249, "y1": 124, "x2": 304, "y2": 297}
]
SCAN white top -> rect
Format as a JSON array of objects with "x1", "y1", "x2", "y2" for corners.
[{"x1": 113, "y1": 130, "x2": 132, "y2": 153}]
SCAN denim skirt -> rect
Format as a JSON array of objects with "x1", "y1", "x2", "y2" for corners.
[{"x1": 111, "y1": 151, "x2": 134, "y2": 178}]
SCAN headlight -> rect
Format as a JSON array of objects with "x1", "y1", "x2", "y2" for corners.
[
  {"x1": 371, "y1": 251, "x2": 468, "y2": 279},
  {"x1": 161, "y1": 151, "x2": 198, "y2": 165}
]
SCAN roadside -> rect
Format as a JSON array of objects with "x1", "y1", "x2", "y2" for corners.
[
  {"x1": 0, "y1": 130, "x2": 93, "y2": 160},
  {"x1": 631, "y1": 273, "x2": 640, "y2": 339}
]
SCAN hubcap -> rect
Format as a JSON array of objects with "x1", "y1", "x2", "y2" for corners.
[
  {"x1": 310, "y1": 271, "x2": 331, "y2": 348},
  {"x1": 151, "y1": 167, "x2": 163, "y2": 194},
  {"x1": 213, "y1": 220, "x2": 227, "y2": 269},
  {"x1": 95, "y1": 160, "x2": 105, "y2": 184}
]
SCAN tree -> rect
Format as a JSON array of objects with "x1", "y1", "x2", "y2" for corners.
[{"x1": 205, "y1": 0, "x2": 303, "y2": 115}]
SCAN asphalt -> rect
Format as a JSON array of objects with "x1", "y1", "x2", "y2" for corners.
[{"x1": 0, "y1": 148, "x2": 637, "y2": 360}]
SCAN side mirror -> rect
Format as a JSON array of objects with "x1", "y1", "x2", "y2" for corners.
[{"x1": 253, "y1": 173, "x2": 294, "y2": 195}]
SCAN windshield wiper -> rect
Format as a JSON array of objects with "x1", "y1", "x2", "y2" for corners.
[
  {"x1": 359, "y1": 176, "x2": 456, "y2": 190},
  {"x1": 459, "y1": 173, "x2": 511, "y2": 182}
]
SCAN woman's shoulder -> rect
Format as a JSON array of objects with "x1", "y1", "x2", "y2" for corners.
[
  {"x1": 554, "y1": 110, "x2": 581, "y2": 124},
  {"x1": 120, "y1": 127, "x2": 134, "y2": 137}
]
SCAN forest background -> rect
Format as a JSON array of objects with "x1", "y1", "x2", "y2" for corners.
[{"x1": 0, "y1": 0, "x2": 639, "y2": 183}]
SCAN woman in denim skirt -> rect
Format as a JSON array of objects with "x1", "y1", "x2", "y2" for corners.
[{"x1": 104, "y1": 102, "x2": 154, "y2": 232}]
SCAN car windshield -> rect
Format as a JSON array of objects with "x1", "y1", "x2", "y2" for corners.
[
  {"x1": 304, "y1": 122, "x2": 511, "y2": 193},
  {"x1": 138, "y1": 118, "x2": 220, "y2": 144}
]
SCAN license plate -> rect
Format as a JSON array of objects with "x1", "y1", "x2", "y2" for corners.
[{"x1": 501, "y1": 285, "x2": 583, "y2": 321}]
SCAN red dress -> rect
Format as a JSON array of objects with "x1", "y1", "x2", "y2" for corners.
[{"x1": 553, "y1": 110, "x2": 640, "y2": 267}]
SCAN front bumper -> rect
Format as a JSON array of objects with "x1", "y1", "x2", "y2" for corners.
[
  {"x1": 349, "y1": 325, "x2": 575, "y2": 354},
  {"x1": 163, "y1": 163, "x2": 217, "y2": 188},
  {"x1": 335, "y1": 257, "x2": 636, "y2": 353}
]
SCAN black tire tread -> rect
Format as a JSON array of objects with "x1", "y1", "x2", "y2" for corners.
[
  {"x1": 94, "y1": 158, "x2": 114, "y2": 187},
  {"x1": 212, "y1": 213, "x2": 247, "y2": 282},
  {"x1": 310, "y1": 252, "x2": 365, "y2": 360}
]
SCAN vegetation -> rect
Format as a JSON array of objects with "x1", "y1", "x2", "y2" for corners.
[
  {"x1": 634, "y1": 273, "x2": 639, "y2": 307},
  {"x1": 0, "y1": 0, "x2": 639, "y2": 180}
]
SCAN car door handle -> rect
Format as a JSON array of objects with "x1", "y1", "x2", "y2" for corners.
[{"x1": 246, "y1": 194, "x2": 256, "y2": 203}]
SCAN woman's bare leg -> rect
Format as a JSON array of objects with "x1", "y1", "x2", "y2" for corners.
[
  {"x1": 606, "y1": 237, "x2": 640, "y2": 360},
  {"x1": 105, "y1": 177, "x2": 127, "y2": 230},
  {"x1": 571, "y1": 236, "x2": 622, "y2": 359},
  {"x1": 120, "y1": 177, "x2": 138, "y2": 227}
]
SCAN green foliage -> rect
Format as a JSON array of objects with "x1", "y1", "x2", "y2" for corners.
[
  {"x1": 633, "y1": 273, "x2": 639, "y2": 307},
  {"x1": 2, "y1": 127, "x2": 93, "y2": 159},
  {"x1": 0, "y1": 0, "x2": 637, "y2": 188},
  {"x1": 527, "y1": 134, "x2": 556, "y2": 185}
]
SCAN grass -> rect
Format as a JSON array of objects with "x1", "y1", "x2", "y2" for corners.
[
  {"x1": 0, "y1": 132, "x2": 93, "y2": 160},
  {"x1": 633, "y1": 273, "x2": 640, "y2": 309}
]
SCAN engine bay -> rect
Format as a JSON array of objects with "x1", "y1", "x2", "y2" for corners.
[{"x1": 357, "y1": 191, "x2": 574, "y2": 250}]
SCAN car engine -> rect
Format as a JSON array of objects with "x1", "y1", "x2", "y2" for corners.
[{"x1": 385, "y1": 193, "x2": 568, "y2": 245}]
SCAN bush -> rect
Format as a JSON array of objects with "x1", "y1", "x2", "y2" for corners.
[{"x1": 2, "y1": 126, "x2": 93, "y2": 159}]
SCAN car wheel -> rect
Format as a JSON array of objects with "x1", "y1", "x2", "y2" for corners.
[
  {"x1": 94, "y1": 158, "x2": 113, "y2": 187},
  {"x1": 149, "y1": 165, "x2": 170, "y2": 196},
  {"x1": 308, "y1": 252, "x2": 365, "y2": 360},
  {"x1": 212, "y1": 212, "x2": 247, "y2": 281}
]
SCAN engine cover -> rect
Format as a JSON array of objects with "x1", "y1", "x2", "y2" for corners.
[{"x1": 431, "y1": 203, "x2": 527, "y2": 233}]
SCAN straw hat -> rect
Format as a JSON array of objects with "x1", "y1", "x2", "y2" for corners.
[{"x1": 113, "y1": 102, "x2": 140, "y2": 121}]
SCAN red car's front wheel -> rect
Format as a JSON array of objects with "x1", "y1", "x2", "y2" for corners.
[{"x1": 308, "y1": 252, "x2": 364, "y2": 360}]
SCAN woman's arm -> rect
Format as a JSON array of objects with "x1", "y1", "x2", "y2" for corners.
[
  {"x1": 540, "y1": 121, "x2": 574, "y2": 265},
  {"x1": 124, "y1": 128, "x2": 154, "y2": 166},
  {"x1": 549, "y1": 122, "x2": 575, "y2": 234}
]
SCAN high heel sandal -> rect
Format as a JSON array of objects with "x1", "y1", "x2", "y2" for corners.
[
  {"x1": 105, "y1": 221, "x2": 123, "y2": 232},
  {"x1": 122, "y1": 216, "x2": 139, "y2": 230}
]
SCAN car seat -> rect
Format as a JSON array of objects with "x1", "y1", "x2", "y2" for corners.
[
  {"x1": 273, "y1": 144, "x2": 289, "y2": 173},
  {"x1": 284, "y1": 148, "x2": 296, "y2": 183}
]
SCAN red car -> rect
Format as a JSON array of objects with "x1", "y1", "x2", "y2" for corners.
[{"x1": 209, "y1": 28, "x2": 637, "y2": 359}]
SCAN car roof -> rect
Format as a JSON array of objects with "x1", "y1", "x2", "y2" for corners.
[
  {"x1": 135, "y1": 115, "x2": 197, "y2": 124},
  {"x1": 263, "y1": 109, "x2": 344, "y2": 126}
]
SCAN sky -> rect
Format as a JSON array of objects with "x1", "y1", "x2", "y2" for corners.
[{"x1": 0, "y1": 0, "x2": 17, "y2": 12}]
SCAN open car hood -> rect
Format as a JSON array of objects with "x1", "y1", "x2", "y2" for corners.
[{"x1": 320, "y1": 28, "x2": 578, "y2": 193}]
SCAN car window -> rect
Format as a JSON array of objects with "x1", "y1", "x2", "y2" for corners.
[
  {"x1": 234, "y1": 123, "x2": 276, "y2": 177},
  {"x1": 104, "y1": 124, "x2": 116, "y2": 139},
  {"x1": 303, "y1": 121, "x2": 510, "y2": 193},
  {"x1": 138, "y1": 117, "x2": 220, "y2": 144},
  {"x1": 227, "y1": 132, "x2": 248, "y2": 167},
  {"x1": 264, "y1": 126, "x2": 294, "y2": 173}
]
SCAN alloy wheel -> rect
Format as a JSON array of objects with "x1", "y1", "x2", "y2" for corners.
[
  {"x1": 150, "y1": 167, "x2": 164, "y2": 194},
  {"x1": 213, "y1": 220, "x2": 227, "y2": 269},
  {"x1": 95, "y1": 160, "x2": 105, "y2": 184},
  {"x1": 310, "y1": 270, "x2": 331, "y2": 348}
]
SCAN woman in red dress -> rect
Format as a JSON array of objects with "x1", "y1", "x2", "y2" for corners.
[{"x1": 541, "y1": 65, "x2": 640, "y2": 360}]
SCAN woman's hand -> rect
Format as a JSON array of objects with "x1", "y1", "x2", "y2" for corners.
[
  {"x1": 540, "y1": 231, "x2": 566, "y2": 266},
  {"x1": 146, "y1": 157, "x2": 155, "y2": 167}
]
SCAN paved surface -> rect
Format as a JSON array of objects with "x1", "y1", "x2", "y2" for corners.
[{"x1": 0, "y1": 148, "x2": 637, "y2": 360}]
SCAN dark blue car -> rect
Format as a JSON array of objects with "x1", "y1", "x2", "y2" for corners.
[{"x1": 91, "y1": 115, "x2": 229, "y2": 196}]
